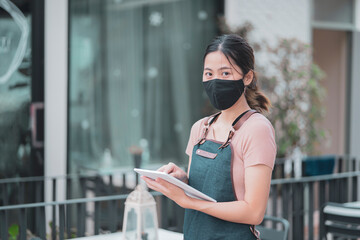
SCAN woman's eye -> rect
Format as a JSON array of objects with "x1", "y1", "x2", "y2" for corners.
[
  {"x1": 222, "y1": 72, "x2": 230, "y2": 76},
  {"x1": 205, "y1": 72, "x2": 212, "y2": 77}
]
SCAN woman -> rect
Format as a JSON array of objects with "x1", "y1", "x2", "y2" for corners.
[{"x1": 142, "y1": 34, "x2": 276, "y2": 239}]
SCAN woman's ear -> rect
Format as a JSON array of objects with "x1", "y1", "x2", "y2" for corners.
[{"x1": 243, "y1": 70, "x2": 253, "y2": 86}]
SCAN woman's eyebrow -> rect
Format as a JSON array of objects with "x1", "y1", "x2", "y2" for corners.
[
  {"x1": 218, "y1": 66, "x2": 232, "y2": 70},
  {"x1": 204, "y1": 66, "x2": 232, "y2": 71}
]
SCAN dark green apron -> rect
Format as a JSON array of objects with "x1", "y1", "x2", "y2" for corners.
[{"x1": 183, "y1": 110, "x2": 260, "y2": 240}]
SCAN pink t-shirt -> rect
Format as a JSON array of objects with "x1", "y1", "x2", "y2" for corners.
[{"x1": 185, "y1": 113, "x2": 276, "y2": 200}]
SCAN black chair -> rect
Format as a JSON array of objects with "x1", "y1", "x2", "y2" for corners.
[
  {"x1": 256, "y1": 215, "x2": 289, "y2": 240},
  {"x1": 303, "y1": 155, "x2": 335, "y2": 176},
  {"x1": 321, "y1": 202, "x2": 360, "y2": 240}
]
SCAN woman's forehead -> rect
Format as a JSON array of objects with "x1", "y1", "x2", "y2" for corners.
[
  {"x1": 204, "y1": 51, "x2": 228, "y2": 65},
  {"x1": 204, "y1": 51, "x2": 242, "y2": 72}
]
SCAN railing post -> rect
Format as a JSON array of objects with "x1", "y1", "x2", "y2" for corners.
[
  {"x1": 52, "y1": 179, "x2": 57, "y2": 240},
  {"x1": 66, "y1": 178, "x2": 72, "y2": 238},
  {"x1": 110, "y1": 199, "x2": 117, "y2": 232},
  {"x1": 160, "y1": 195, "x2": 169, "y2": 229},
  {"x1": 122, "y1": 173, "x2": 127, "y2": 193},
  {"x1": 329, "y1": 179, "x2": 336, "y2": 202},
  {"x1": 1, "y1": 183, "x2": 8, "y2": 239},
  {"x1": 79, "y1": 176, "x2": 86, "y2": 198},
  {"x1": 19, "y1": 182, "x2": 25, "y2": 204},
  {"x1": 59, "y1": 204, "x2": 65, "y2": 240},
  {"x1": 340, "y1": 178, "x2": 348, "y2": 203},
  {"x1": 308, "y1": 181, "x2": 314, "y2": 240},
  {"x1": 281, "y1": 183, "x2": 289, "y2": 221},
  {"x1": 0, "y1": 210, "x2": 8, "y2": 240},
  {"x1": 109, "y1": 175, "x2": 114, "y2": 195},
  {"x1": 2, "y1": 183, "x2": 8, "y2": 205},
  {"x1": 95, "y1": 201, "x2": 100, "y2": 235},
  {"x1": 19, "y1": 208, "x2": 27, "y2": 240},
  {"x1": 35, "y1": 181, "x2": 42, "y2": 236},
  {"x1": 95, "y1": 176, "x2": 100, "y2": 196},
  {"x1": 292, "y1": 182, "x2": 304, "y2": 240},
  {"x1": 319, "y1": 204, "x2": 325, "y2": 240},
  {"x1": 319, "y1": 180, "x2": 326, "y2": 240},
  {"x1": 271, "y1": 185, "x2": 277, "y2": 228},
  {"x1": 77, "y1": 202, "x2": 85, "y2": 237},
  {"x1": 352, "y1": 175, "x2": 358, "y2": 201}
]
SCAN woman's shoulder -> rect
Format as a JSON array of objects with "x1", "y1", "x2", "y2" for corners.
[
  {"x1": 246, "y1": 112, "x2": 273, "y2": 128},
  {"x1": 189, "y1": 113, "x2": 218, "y2": 137},
  {"x1": 240, "y1": 113, "x2": 275, "y2": 137},
  {"x1": 191, "y1": 113, "x2": 219, "y2": 129},
  {"x1": 190, "y1": 116, "x2": 207, "y2": 133}
]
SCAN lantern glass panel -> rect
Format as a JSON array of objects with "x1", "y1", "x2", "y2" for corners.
[
  {"x1": 141, "y1": 208, "x2": 157, "y2": 240},
  {"x1": 124, "y1": 208, "x2": 137, "y2": 240}
]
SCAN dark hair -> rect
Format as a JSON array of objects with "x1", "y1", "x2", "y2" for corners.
[{"x1": 204, "y1": 34, "x2": 271, "y2": 113}]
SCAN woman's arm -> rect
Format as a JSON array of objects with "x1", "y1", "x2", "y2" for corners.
[
  {"x1": 186, "y1": 164, "x2": 272, "y2": 225},
  {"x1": 142, "y1": 164, "x2": 272, "y2": 225}
]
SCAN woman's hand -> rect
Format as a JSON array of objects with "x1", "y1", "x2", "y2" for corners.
[
  {"x1": 141, "y1": 162, "x2": 191, "y2": 208},
  {"x1": 141, "y1": 176, "x2": 192, "y2": 209},
  {"x1": 157, "y1": 162, "x2": 188, "y2": 183}
]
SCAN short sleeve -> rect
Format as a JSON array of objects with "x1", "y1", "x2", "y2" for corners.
[
  {"x1": 185, "y1": 119, "x2": 203, "y2": 156},
  {"x1": 242, "y1": 118, "x2": 277, "y2": 169}
]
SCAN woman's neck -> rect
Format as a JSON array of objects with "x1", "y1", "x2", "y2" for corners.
[{"x1": 218, "y1": 95, "x2": 251, "y2": 125}]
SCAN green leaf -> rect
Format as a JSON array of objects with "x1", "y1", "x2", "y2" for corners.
[{"x1": 8, "y1": 224, "x2": 19, "y2": 239}]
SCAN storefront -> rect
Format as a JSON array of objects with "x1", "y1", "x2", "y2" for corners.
[
  {"x1": 1, "y1": 0, "x2": 359, "y2": 203},
  {"x1": 0, "y1": 0, "x2": 224, "y2": 203}
]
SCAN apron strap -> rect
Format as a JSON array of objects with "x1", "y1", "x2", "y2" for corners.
[
  {"x1": 195, "y1": 112, "x2": 221, "y2": 145},
  {"x1": 233, "y1": 109, "x2": 257, "y2": 131},
  {"x1": 218, "y1": 109, "x2": 258, "y2": 149}
]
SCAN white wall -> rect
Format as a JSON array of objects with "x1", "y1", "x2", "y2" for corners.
[
  {"x1": 225, "y1": 0, "x2": 311, "y2": 43},
  {"x1": 225, "y1": 0, "x2": 312, "y2": 67}
]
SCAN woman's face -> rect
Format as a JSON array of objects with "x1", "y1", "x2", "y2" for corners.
[{"x1": 203, "y1": 50, "x2": 244, "y2": 82}]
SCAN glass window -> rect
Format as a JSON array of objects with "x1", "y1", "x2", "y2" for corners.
[
  {"x1": 68, "y1": 0, "x2": 222, "y2": 173},
  {"x1": 0, "y1": 0, "x2": 38, "y2": 179},
  {"x1": 313, "y1": 0, "x2": 354, "y2": 24}
]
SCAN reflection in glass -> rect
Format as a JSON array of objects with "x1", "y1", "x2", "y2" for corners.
[
  {"x1": 0, "y1": 0, "x2": 32, "y2": 179},
  {"x1": 68, "y1": 0, "x2": 220, "y2": 175},
  {"x1": 0, "y1": 0, "x2": 29, "y2": 84}
]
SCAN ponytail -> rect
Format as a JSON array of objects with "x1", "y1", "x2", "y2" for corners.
[{"x1": 245, "y1": 73, "x2": 271, "y2": 114}]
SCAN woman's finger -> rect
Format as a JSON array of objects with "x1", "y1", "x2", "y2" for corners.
[
  {"x1": 142, "y1": 176, "x2": 169, "y2": 194},
  {"x1": 142, "y1": 178, "x2": 161, "y2": 192},
  {"x1": 158, "y1": 162, "x2": 176, "y2": 174},
  {"x1": 157, "y1": 165, "x2": 167, "y2": 172},
  {"x1": 157, "y1": 163, "x2": 173, "y2": 173}
]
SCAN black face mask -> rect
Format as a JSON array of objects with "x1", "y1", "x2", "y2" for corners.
[{"x1": 203, "y1": 79, "x2": 245, "y2": 110}]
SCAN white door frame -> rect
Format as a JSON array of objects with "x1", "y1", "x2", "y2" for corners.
[{"x1": 44, "y1": 0, "x2": 68, "y2": 226}]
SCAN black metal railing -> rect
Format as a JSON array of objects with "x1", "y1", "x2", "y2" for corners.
[
  {"x1": 0, "y1": 155, "x2": 359, "y2": 240},
  {"x1": 272, "y1": 155, "x2": 359, "y2": 179},
  {"x1": 0, "y1": 191, "x2": 183, "y2": 240},
  {"x1": 266, "y1": 170, "x2": 360, "y2": 240}
]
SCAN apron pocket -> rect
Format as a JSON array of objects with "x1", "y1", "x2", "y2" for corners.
[{"x1": 195, "y1": 149, "x2": 217, "y2": 159}]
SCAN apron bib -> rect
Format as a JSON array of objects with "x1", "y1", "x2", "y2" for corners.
[{"x1": 183, "y1": 110, "x2": 260, "y2": 240}]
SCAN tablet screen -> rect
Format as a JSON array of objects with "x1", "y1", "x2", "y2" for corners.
[{"x1": 134, "y1": 168, "x2": 217, "y2": 202}]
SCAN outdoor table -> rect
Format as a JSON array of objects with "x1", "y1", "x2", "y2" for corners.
[
  {"x1": 72, "y1": 228, "x2": 183, "y2": 240},
  {"x1": 343, "y1": 201, "x2": 360, "y2": 208}
]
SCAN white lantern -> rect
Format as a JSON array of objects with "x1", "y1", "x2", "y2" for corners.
[{"x1": 122, "y1": 185, "x2": 159, "y2": 240}]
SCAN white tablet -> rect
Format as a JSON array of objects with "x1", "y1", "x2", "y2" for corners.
[{"x1": 134, "y1": 168, "x2": 217, "y2": 202}]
